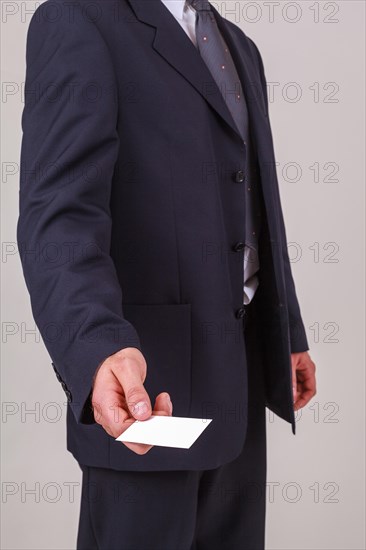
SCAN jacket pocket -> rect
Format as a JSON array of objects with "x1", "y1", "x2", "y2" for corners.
[{"x1": 122, "y1": 303, "x2": 192, "y2": 416}]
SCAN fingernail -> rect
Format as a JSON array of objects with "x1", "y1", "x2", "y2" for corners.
[{"x1": 132, "y1": 401, "x2": 149, "y2": 417}]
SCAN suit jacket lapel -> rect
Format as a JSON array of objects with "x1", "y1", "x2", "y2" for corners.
[
  {"x1": 127, "y1": 0, "x2": 243, "y2": 139},
  {"x1": 126, "y1": 0, "x2": 276, "y2": 216}
]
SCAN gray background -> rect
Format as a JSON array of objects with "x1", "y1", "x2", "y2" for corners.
[{"x1": 1, "y1": 1, "x2": 365, "y2": 548}]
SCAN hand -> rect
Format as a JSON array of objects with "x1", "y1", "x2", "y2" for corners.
[
  {"x1": 91, "y1": 347, "x2": 173, "y2": 455},
  {"x1": 291, "y1": 351, "x2": 317, "y2": 411}
]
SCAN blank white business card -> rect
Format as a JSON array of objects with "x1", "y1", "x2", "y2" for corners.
[{"x1": 116, "y1": 415, "x2": 213, "y2": 449}]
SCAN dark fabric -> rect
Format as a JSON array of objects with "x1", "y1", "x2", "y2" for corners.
[
  {"x1": 188, "y1": 0, "x2": 262, "y2": 288},
  {"x1": 188, "y1": 0, "x2": 250, "y2": 142},
  {"x1": 77, "y1": 317, "x2": 266, "y2": 550},
  {"x1": 18, "y1": 0, "x2": 309, "y2": 471}
]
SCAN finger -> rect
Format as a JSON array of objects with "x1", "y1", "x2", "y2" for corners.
[
  {"x1": 99, "y1": 401, "x2": 131, "y2": 438},
  {"x1": 293, "y1": 385, "x2": 297, "y2": 403},
  {"x1": 105, "y1": 393, "x2": 173, "y2": 455},
  {"x1": 122, "y1": 395, "x2": 173, "y2": 454},
  {"x1": 123, "y1": 442, "x2": 153, "y2": 455},
  {"x1": 297, "y1": 373, "x2": 317, "y2": 396},
  {"x1": 101, "y1": 408, "x2": 153, "y2": 454},
  {"x1": 153, "y1": 392, "x2": 173, "y2": 415},
  {"x1": 108, "y1": 414, "x2": 153, "y2": 455},
  {"x1": 294, "y1": 396, "x2": 307, "y2": 410},
  {"x1": 294, "y1": 388, "x2": 315, "y2": 410},
  {"x1": 118, "y1": 414, "x2": 154, "y2": 456},
  {"x1": 113, "y1": 362, "x2": 152, "y2": 420},
  {"x1": 122, "y1": 393, "x2": 173, "y2": 454},
  {"x1": 292, "y1": 365, "x2": 298, "y2": 403}
]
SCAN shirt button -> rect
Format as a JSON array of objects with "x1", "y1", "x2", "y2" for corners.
[{"x1": 234, "y1": 170, "x2": 245, "y2": 183}]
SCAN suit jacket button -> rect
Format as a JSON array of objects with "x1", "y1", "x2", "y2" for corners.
[
  {"x1": 235, "y1": 307, "x2": 246, "y2": 319},
  {"x1": 234, "y1": 170, "x2": 245, "y2": 183},
  {"x1": 232, "y1": 241, "x2": 245, "y2": 252}
]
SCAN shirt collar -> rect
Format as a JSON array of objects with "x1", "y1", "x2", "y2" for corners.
[{"x1": 160, "y1": 0, "x2": 187, "y2": 21}]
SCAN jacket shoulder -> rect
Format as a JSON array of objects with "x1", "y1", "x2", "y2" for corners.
[{"x1": 225, "y1": 18, "x2": 263, "y2": 64}]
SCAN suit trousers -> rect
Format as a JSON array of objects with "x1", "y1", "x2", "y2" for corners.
[{"x1": 76, "y1": 299, "x2": 267, "y2": 550}]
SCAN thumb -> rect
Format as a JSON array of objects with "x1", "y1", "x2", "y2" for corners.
[{"x1": 117, "y1": 367, "x2": 152, "y2": 420}]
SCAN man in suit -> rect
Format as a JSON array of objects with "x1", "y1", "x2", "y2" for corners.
[{"x1": 18, "y1": 0, "x2": 316, "y2": 547}]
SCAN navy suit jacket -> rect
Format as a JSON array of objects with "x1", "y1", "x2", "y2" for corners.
[{"x1": 17, "y1": 0, "x2": 309, "y2": 471}]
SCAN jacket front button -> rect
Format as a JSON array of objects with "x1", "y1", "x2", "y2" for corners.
[
  {"x1": 234, "y1": 170, "x2": 245, "y2": 183},
  {"x1": 235, "y1": 306, "x2": 246, "y2": 319},
  {"x1": 232, "y1": 241, "x2": 245, "y2": 252}
]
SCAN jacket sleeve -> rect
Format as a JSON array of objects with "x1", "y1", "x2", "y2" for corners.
[
  {"x1": 248, "y1": 37, "x2": 310, "y2": 353},
  {"x1": 17, "y1": 2, "x2": 143, "y2": 424}
]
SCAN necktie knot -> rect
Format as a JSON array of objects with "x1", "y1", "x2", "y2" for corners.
[{"x1": 186, "y1": 0, "x2": 211, "y2": 11}]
